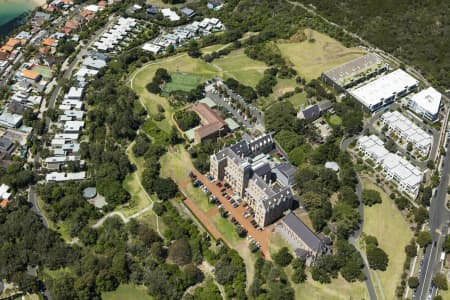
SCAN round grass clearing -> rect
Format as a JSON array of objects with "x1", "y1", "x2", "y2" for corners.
[{"x1": 328, "y1": 115, "x2": 342, "y2": 126}]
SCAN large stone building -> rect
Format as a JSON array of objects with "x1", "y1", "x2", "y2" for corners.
[
  {"x1": 210, "y1": 134, "x2": 294, "y2": 227},
  {"x1": 278, "y1": 212, "x2": 328, "y2": 265}
]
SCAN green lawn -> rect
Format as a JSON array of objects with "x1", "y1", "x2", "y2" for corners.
[
  {"x1": 118, "y1": 144, "x2": 154, "y2": 217},
  {"x1": 102, "y1": 284, "x2": 152, "y2": 300},
  {"x1": 277, "y1": 29, "x2": 366, "y2": 81},
  {"x1": 159, "y1": 144, "x2": 193, "y2": 183},
  {"x1": 361, "y1": 179, "x2": 413, "y2": 300},
  {"x1": 269, "y1": 231, "x2": 293, "y2": 257},
  {"x1": 328, "y1": 115, "x2": 342, "y2": 126},
  {"x1": 212, "y1": 48, "x2": 267, "y2": 87},
  {"x1": 159, "y1": 145, "x2": 215, "y2": 212},
  {"x1": 210, "y1": 213, "x2": 241, "y2": 246},
  {"x1": 289, "y1": 272, "x2": 368, "y2": 300},
  {"x1": 163, "y1": 72, "x2": 201, "y2": 93},
  {"x1": 287, "y1": 91, "x2": 307, "y2": 110}
]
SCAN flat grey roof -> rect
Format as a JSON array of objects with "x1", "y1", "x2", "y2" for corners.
[{"x1": 323, "y1": 53, "x2": 385, "y2": 85}]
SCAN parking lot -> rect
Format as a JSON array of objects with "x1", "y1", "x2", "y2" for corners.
[{"x1": 190, "y1": 170, "x2": 273, "y2": 258}]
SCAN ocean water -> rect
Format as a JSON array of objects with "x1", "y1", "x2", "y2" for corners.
[
  {"x1": 0, "y1": 0, "x2": 38, "y2": 26},
  {"x1": 0, "y1": 0, "x2": 40, "y2": 37}
]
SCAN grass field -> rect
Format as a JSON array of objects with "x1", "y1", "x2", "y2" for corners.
[
  {"x1": 210, "y1": 213, "x2": 241, "y2": 246},
  {"x1": 328, "y1": 115, "x2": 342, "y2": 126},
  {"x1": 269, "y1": 231, "x2": 292, "y2": 256},
  {"x1": 277, "y1": 29, "x2": 366, "y2": 81},
  {"x1": 102, "y1": 284, "x2": 153, "y2": 300},
  {"x1": 287, "y1": 91, "x2": 308, "y2": 110},
  {"x1": 212, "y1": 48, "x2": 267, "y2": 87},
  {"x1": 361, "y1": 179, "x2": 413, "y2": 300},
  {"x1": 289, "y1": 272, "x2": 369, "y2": 300},
  {"x1": 163, "y1": 72, "x2": 201, "y2": 93},
  {"x1": 159, "y1": 145, "x2": 215, "y2": 213}
]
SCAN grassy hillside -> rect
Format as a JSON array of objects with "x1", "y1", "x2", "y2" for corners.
[{"x1": 293, "y1": 0, "x2": 450, "y2": 89}]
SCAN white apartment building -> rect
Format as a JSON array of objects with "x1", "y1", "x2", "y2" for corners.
[
  {"x1": 357, "y1": 135, "x2": 423, "y2": 196},
  {"x1": 350, "y1": 69, "x2": 419, "y2": 112},
  {"x1": 380, "y1": 111, "x2": 432, "y2": 156},
  {"x1": 407, "y1": 87, "x2": 442, "y2": 122}
]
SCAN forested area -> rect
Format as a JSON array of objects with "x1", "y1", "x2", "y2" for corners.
[
  {"x1": 0, "y1": 198, "x2": 78, "y2": 294},
  {"x1": 294, "y1": 0, "x2": 450, "y2": 89}
]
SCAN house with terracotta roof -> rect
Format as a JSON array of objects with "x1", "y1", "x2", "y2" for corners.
[
  {"x1": 192, "y1": 103, "x2": 228, "y2": 144},
  {"x1": 65, "y1": 20, "x2": 80, "y2": 30},
  {"x1": 21, "y1": 69, "x2": 42, "y2": 82},
  {"x1": 6, "y1": 38, "x2": 21, "y2": 48},
  {"x1": 42, "y1": 38, "x2": 57, "y2": 47}
]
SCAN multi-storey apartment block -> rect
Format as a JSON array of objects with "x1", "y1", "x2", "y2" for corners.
[{"x1": 210, "y1": 134, "x2": 294, "y2": 227}]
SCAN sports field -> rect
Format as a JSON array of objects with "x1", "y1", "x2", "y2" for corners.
[
  {"x1": 163, "y1": 72, "x2": 201, "y2": 93},
  {"x1": 277, "y1": 29, "x2": 366, "y2": 81},
  {"x1": 361, "y1": 179, "x2": 413, "y2": 300},
  {"x1": 31, "y1": 65, "x2": 53, "y2": 78}
]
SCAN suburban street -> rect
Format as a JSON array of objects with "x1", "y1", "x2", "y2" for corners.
[{"x1": 416, "y1": 134, "x2": 450, "y2": 299}]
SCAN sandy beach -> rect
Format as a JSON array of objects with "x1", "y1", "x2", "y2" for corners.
[{"x1": 32, "y1": 0, "x2": 46, "y2": 7}]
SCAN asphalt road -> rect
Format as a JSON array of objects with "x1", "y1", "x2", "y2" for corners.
[
  {"x1": 416, "y1": 148, "x2": 450, "y2": 299},
  {"x1": 28, "y1": 186, "x2": 48, "y2": 228}
]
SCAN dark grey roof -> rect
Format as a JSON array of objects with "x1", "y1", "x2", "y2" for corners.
[
  {"x1": 253, "y1": 162, "x2": 271, "y2": 177},
  {"x1": 88, "y1": 51, "x2": 109, "y2": 62},
  {"x1": 301, "y1": 104, "x2": 320, "y2": 121},
  {"x1": 180, "y1": 7, "x2": 195, "y2": 17},
  {"x1": 147, "y1": 7, "x2": 160, "y2": 15},
  {"x1": 230, "y1": 140, "x2": 249, "y2": 156},
  {"x1": 282, "y1": 212, "x2": 322, "y2": 252},
  {"x1": 0, "y1": 137, "x2": 13, "y2": 153},
  {"x1": 7, "y1": 101, "x2": 29, "y2": 115},
  {"x1": 275, "y1": 163, "x2": 296, "y2": 178}
]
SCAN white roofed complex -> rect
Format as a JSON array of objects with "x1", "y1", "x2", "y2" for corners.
[
  {"x1": 350, "y1": 69, "x2": 419, "y2": 112},
  {"x1": 357, "y1": 135, "x2": 423, "y2": 196},
  {"x1": 46, "y1": 172, "x2": 86, "y2": 182},
  {"x1": 380, "y1": 111, "x2": 432, "y2": 156},
  {"x1": 407, "y1": 87, "x2": 442, "y2": 122}
]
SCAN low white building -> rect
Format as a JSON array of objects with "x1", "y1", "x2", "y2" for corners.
[
  {"x1": 161, "y1": 8, "x2": 180, "y2": 21},
  {"x1": 0, "y1": 112, "x2": 22, "y2": 128},
  {"x1": 380, "y1": 111, "x2": 432, "y2": 156},
  {"x1": 357, "y1": 135, "x2": 423, "y2": 196},
  {"x1": 0, "y1": 184, "x2": 11, "y2": 200},
  {"x1": 66, "y1": 87, "x2": 84, "y2": 100},
  {"x1": 61, "y1": 100, "x2": 83, "y2": 110},
  {"x1": 46, "y1": 171, "x2": 86, "y2": 182},
  {"x1": 64, "y1": 121, "x2": 85, "y2": 133},
  {"x1": 350, "y1": 69, "x2": 419, "y2": 112},
  {"x1": 142, "y1": 43, "x2": 161, "y2": 54},
  {"x1": 407, "y1": 87, "x2": 442, "y2": 122}
]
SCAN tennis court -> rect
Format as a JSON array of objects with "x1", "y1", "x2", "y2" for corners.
[
  {"x1": 163, "y1": 72, "x2": 201, "y2": 93},
  {"x1": 31, "y1": 65, "x2": 54, "y2": 79}
]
